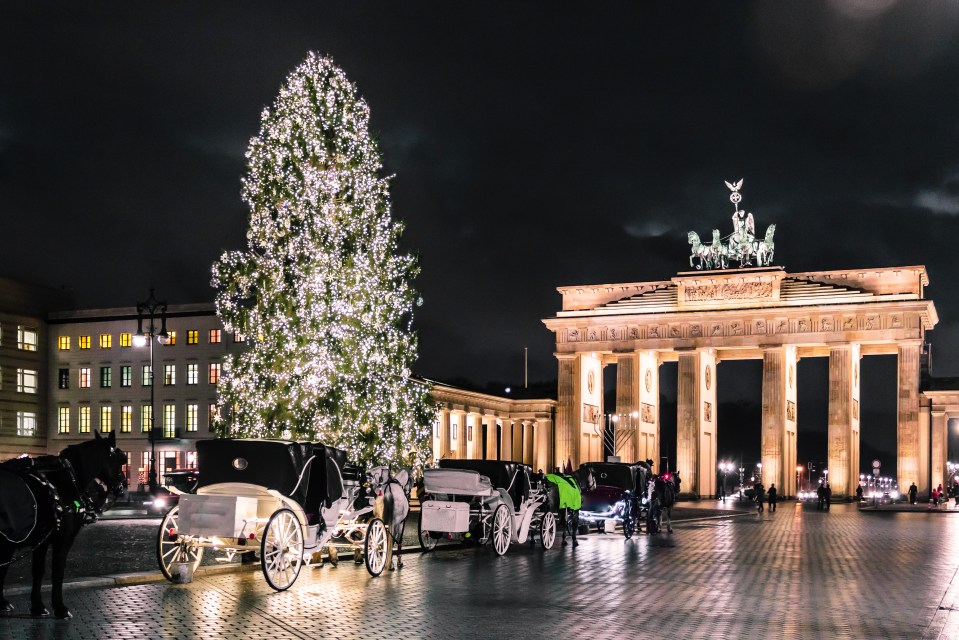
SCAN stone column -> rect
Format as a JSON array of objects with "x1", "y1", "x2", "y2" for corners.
[
  {"x1": 450, "y1": 411, "x2": 466, "y2": 459},
  {"x1": 468, "y1": 412, "x2": 482, "y2": 459},
  {"x1": 524, "y1": 421, "x2": 534, "y2": 464},
  {"x1": 931, "y1": 409, "x2": 947, "y2": 492},
  {"x1": 555, "y1": 354, "x2": 578, "y2": 468},
  {"x1": 438, "y1": 408, "x2": 451, "y2": 460},
  {"x1": 898, "y1": 342, "x2": 925, "y2": 495},
  {"x1": 534, "y1": 417, "x2": 552, "y2": 472},
  {"x1": 484, "y1": 415, "x2": 499, "y2": 460},
  {"x1": 616, "y1": 353, "x2": 638, "y2": 462},
  {"x1": 502, "y1": 419, "x2": 514, "y2": 462},
  {"x1": 828, "y1": 344, "x2": 859, "y2": 497},
  {"x1": 636, "y1": 350, "x2": 660, "y2": 470},
  {"x1": 513, "y1": 422, "x2": 524, "y2": 462},
  {"x1": 677, "y1": 349, "x2": 716, "y2": 497},
  {"x1": 762, "y1": 347, "x2": 799, "y2": 496}
]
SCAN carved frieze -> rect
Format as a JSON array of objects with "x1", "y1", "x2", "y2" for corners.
[
  {"x1": 582, "y1": 403, "x2": 600, "y2": 424},
  {"x1": 754, "y1": 319, "x2": 767, "y2": 335},
  {"x1": 683, "y1": 281, "x2": 773, "y2": 302},
  {"x1": 669, "y1": 324, "x2": 682, "y2": 338},
  {"x1": 704, "y1": 401, "x2": 713, "y2": 422},
  {"x1": 641, "y1": 402, "x2": 655, "y2": 424},
  {"x1": 787, "y1": 400, "x2": 796, "y2": 422},
  {"x1": 690, "y1": 324, "x2": 703, "y2": 337}
]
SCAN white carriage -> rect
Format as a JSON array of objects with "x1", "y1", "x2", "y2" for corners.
[
  {"x1": 418, "y1": 460, "x2": 556, "y2": 555},
  {"x1": 156, "y1": 439, "x2": 395, "y2": 589}
]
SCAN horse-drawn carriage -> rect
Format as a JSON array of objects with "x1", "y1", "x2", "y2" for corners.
[
  {"x1": 418, "y1": 460, "x2": 557, "y2": 555},
  {"x1": 157, "y1": 438, "x2": 407, "y2": 589},
  {"x1": 579, "y1": 461, "x2": 652, "y2": 539}
]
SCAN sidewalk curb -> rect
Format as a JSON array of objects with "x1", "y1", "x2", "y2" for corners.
[{"x1": 5, "y1": 562, "x2": 259, "y2": 597}]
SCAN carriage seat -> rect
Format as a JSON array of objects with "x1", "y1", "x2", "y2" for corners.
[{"x1": 423, "y1": 468, "x2": 495, "y2": 497}]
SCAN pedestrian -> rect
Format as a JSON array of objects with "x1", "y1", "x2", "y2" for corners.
[
  {"x1": 937, "y1": 484, "x2": 945, "y2": 510},
  {"x1": 816, "y1": 482, "x2": 825, "y2": 510},
  {"x1": 674, "y1": 470, "x2": 682, "y2": 496},
  {"x1": 824, "y1": 483, "x2": 832, "y2": 510},
  {"x1": 953, "y1": 480, "x2": 959, "y2": 507},
  {"x1": 755, "y1": 482, "x2": 765, "y2": 513},
  {"x1": 909, "y1": 482, "x2": 918, "y2": 505},
  {"x1": 768, "y1": 483, "x2": 777, "y2": 512},
  {"x1": 856, "y1": 483, "x2": 864, "y2": 502},
  {"x1": 720, "y1": 482, "x2": 726, "y2": 503}
]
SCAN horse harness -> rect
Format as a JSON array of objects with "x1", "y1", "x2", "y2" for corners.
[{"x1": 0, "y1": 455, "x2": 103, "y2": 548}]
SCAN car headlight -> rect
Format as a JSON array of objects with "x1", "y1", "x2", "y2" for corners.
[{"x1": 153, "y1": 497, "x2": 166, "y2": 509}]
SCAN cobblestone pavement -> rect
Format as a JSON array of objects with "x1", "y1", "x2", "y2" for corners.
[{"x1": 4, "y1": 502, "x2": 959, "y2": 639}]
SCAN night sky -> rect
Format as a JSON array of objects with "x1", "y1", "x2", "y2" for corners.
[{"x1": 2, "y1": 3, "x2": 958, "y2": 468}]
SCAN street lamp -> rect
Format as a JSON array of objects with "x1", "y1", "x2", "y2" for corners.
[
  {"x1": 134, "y1": 288, "x2": 169, "y2": 493},
  {"x1": 718, "y1": 462, "x2": 731, "y2": 500},
  {"x1": 797, "y1": 465, "x2": 804, "y2": 494},
  {"x1": 756, "y1": 462, "x2": 763, "y2": 483},
  {"x1": 738, "y1": 466, "x2": 745, "y2": 498}
]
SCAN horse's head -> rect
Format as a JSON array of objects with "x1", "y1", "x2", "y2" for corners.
[
  {"x1": 687, "y1": 231, "x2": 699, "y2": 245},
  {"x1": 765, "y1": 224, "x2": 776, "y2": 243},
  {"x1": 711, "y1": 229, "x2": 721, "y2": 244},
  {"x1": 574, "y1": 464, "x2": 596, "y2": 494},
  {"x1": 65, "y1": 431, "x2": 127, "y2": 512}
]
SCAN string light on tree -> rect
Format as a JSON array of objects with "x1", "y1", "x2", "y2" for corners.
[{"x1": 212, "y1": 52, "x2": 434, "y2": 469}]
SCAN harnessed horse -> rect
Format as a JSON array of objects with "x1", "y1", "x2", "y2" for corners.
[
  {"x1": 545, "y1": 465, "x2": 595, "y2": 547},
  {"x1": 366, "y1": 466, "x2": 411, "y2": 571},
  {"x1": 0, "y1": 431, "x2": 127, "y2": 619},
  {"x1": 646, "y1": 474, "x2": 677, "y2": 534}
]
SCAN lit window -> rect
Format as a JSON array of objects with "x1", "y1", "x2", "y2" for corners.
[
  {"x1": 165, "y1": 331, "x2": 177, "y2": 346},
  {"x1": 79, "y1": 367, "x2": 91, "y2": 388},
  {"x1": 58, "y1": 407, "x2": 70, "y2": 434},
  {"x1": 187, "y1": 330, "x2": 198, "y2": 345},
  {"x1": 100, "y1": 366, "x2": 112, "y2": 388},
  {"x1": 209, "y1": 329, "x2": 222, "y2": 344},
  {"x1": 142, "y1": 365, "x2": 152, "y2": 386},
  {"x1": 100, "y1": 406, "x2": 112, "y2": 433},
  {"x1": 78, "y1": 335, "x2": 91, "y2": 349},
  {"x1": 451, "y1": 422, "x2": 457, "y2": 440},
  {"x1": 18, "y1": 326, "x2": 38, "y2": 351},
  {"x1": 164, "y1": 364, "x2": 176, "y2": 386},
  {"x1": 186, "y1": 404, "x2": 198, "y2": 432},
  {"x1": 120, "y1": 365, "x2": 132, "y2": 387},
  {"x1": 208, "y1": 363, "x2": 221, "y2": 385},
  {"x1": 58, "y1": 368, "x2": 69, "y2": 389},
  {"x1": 58, "y1": 336, "x2": 71, "y2": 350},
  {"x1": 163, "y1": 403, "x2": 176, "y2": 438},
  {"x1": 121, "y1": 405, "x2": 132, "y2": 433},
  {"x1": 79, "y1": 406, "x2": 91, "y2": 433},
  {"x1": 208, "y1": 404, "x2": 220, "y2": 429},
  {"x1": 468, "y1": 425, "x2": 473, "y2": 441},
  {"x1": 141, "y1": 404, "x2": 152, "y2": 432},
  {"x1": 99, "y1": 334, "x2": 112, "y2": 349},
  {"x1": 233, "y1": 332, "x2": 245, "y2": 343},
  {"x1": 16, "y1": 368, "x2": 37, "y2": 394},
  {"x1": 119, "y1": 332, "x2": 132, "y2": 347},
  {"x1": 16, "y1": 411, "x2": 37, "y2": 436},
  {"x1": 186, "y1": 363, "x2": 198, "y2": 385}
]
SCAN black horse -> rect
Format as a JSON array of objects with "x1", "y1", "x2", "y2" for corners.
[
  {"x1": 0, "y1": 431, "x2": 127, "y2": 619},
  {"x1": 546, "y1": 465, "x2": 596, "y2": 548},
  {"x1": 646, "y1": 473, "x2": 677, "y2": 534}
]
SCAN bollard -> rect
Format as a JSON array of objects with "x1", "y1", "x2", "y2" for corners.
[{"x1": 169, "y1": 561, "x2": 195, "y2": 584}]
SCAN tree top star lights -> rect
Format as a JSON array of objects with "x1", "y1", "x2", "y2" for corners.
[{"x1": 212, "y1": 52, "x2": 434, "y2": 469}]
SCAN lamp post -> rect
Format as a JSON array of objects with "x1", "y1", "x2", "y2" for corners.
[
  {"x1": 798, "y1": 465, "x2": 805, "y2": 495},
  {"x1": 756, "y1": 462, "x2": 763, "y2": 484},
  {"x1": 133, "y1": 288, "x2": 169, "y2": 493},
  {"x1": 718, "y1": 462, "x2": 730, "y2": 501},
  {"x1": 738, "y1": 466, "x2": 745, "y2": 498}
]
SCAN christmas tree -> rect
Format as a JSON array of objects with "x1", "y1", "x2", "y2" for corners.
[{"x1": 212, "y1": 52, "x2": 434, "y2": 469}]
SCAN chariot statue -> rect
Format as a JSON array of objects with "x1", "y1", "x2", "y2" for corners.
[{"x1": 687, "y1": 179, "x2": 775, "y2": 270}]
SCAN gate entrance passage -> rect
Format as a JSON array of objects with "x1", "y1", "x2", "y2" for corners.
[{"x1": 543, "y1": 265, "x2": 939, "y2": 497}]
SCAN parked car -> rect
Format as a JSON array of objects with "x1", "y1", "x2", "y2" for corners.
[{"x1": 145, "y1": 469, "x2": 199, "y2": 514}]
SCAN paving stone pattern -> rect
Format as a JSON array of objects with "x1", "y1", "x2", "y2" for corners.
[{"x1": 3, "y1": 503, "x2": 959, "y2": 639}]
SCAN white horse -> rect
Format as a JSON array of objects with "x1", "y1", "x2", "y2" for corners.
[
  {"x1": 688, "y1": 231, "x2": 715, "y2": 269},
  {"x1": 367, "y1": 466, "x2": 411, "y2": 570}
]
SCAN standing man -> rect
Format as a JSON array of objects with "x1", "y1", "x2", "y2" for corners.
[
  {"x1": 720, "y1": 482, "x2": 727, "y2": 503},
  {"x1": 768, "y1": 483, "x2": 777, "y2": 512},
  {"x1": 908, "y1": 482, "x2": 918, "y2": 505},
  {"x1": 824, "y1": 483, "x2": 832, "y2": 511},
  {"x1": 816, "y1": 482, "x2": 825, "y2": 510},
  {"x1": 856, "y1": 484, "x2": 864, "y2": 502}
]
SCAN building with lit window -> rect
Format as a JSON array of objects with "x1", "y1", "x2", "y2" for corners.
[{"x1": 46, "y1": 303, "x2": 245, "y2": 488}]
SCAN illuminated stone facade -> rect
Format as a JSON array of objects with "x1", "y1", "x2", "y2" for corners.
[{"x1": 543, "y1": 265, "x2": 939, "y2": 497}]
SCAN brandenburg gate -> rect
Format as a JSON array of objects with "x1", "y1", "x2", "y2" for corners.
[{"x1": 542, "y1": 181, "x2": 939, "y2": 497}]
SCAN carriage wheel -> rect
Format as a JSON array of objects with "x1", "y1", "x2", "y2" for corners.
[
  {"x1": 491, "y1": 504, "x2": 512, "y2": 556},
  {"x1": 364, "y1": 518, "x2": 391, "y2": 577},
  {"x1": 261, "y1": 508, "x2": 304, "y2": 591},
  {"x1": 157, "y1": 505, "x2": 203, "y2": 582},
  {"x1": 539, "y1": 511, "x2": 556, "y2": 550},
  {"x1": 417, "y1": 513, "x2": 437, "y2": 552}
]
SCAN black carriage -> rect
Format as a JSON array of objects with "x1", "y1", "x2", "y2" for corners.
[
  {"x1": 418, "y1": 459, "x2": 556, "y2": 555},
  {"x1": 157, "y1": 439, "x2": 365, "y2": 590},
  {"x1": 579, "y1": 461, "x2": 652, "y2": 539}
]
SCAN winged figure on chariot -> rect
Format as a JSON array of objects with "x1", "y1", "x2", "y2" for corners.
[{"x1": 687, "y1": 179, "x2": 775, "y2": 270}]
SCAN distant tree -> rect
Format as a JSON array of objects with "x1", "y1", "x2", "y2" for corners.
[{"x1": 212, "y1": 52, "x2": 434, "y2": 469}]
